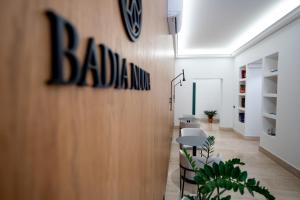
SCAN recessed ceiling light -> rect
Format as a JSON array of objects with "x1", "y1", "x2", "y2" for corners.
[{"x1": 178, "y1": 0, "x2": 300, "y2": 57}]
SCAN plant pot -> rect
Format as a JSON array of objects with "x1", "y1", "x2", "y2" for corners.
[{"x1": 208, "y1": 118, "x2": 213, "y2": 123}]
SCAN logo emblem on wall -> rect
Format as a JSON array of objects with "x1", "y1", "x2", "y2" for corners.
[{"x1": 119, "y1": 0, "x2": 142, "y2": 42}]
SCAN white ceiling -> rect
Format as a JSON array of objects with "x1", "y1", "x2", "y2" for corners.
[{"x1": 178, "y1": 0, "x2": 300, "y2": 57}]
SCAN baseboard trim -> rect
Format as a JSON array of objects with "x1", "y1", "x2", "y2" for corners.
[
  {"x1": 219, "y1": 127, "x2": 234, "y2": 131},
  {"x1": 244, "y1": 136, "x2": 260, "y2": 141},
  {"x1": 233, "y1": 129, "x2": 260, "y2": 141},
  {"x1": 259, "y1": 146, "x2": 300, "y2": 179}
]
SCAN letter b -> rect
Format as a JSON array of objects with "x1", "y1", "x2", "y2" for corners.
[{"x1": 46, "y1": 10, "x2": 80, "y2": 84}]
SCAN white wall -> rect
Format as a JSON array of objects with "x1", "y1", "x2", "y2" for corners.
[
  {"x1": 234, "y1": 18, "x2": 300, "y2": 170},
  {"x1": 195, "y1": 79, "x2": 221, "y2": 120},
  {"x1": 174, "y1": 58, "x2": 234, "y2": 128},
  {"x1": 244, "y1": 67, "x2": 263, "y2": 136}
]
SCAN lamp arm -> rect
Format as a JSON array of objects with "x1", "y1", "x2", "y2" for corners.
[
  {"x1": 170, "y1": 69, "x2": 185, "y2": 111},
  {"x1": 171, "y1": 72, "x2": 183, "y2": 82},
  {"x1": 170, "y1": 72, "x2": 183, "y2": 103},
  {"x1": 170, "y1": 81, "x2": 173, "y2": 101},
  {"x1": 173, "y1": 80, "x2": 182, "y2": 100}
]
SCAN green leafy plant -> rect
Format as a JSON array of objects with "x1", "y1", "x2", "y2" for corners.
[
  {"x1": 201, "y1": 136, "x2": 215, "y2": 164},
  {"x1": 182, "y1": 137, "x2": 275, "y2": 200},
  {"x1": 204, "y1": 110, "x2": 217, "y2": 119}
]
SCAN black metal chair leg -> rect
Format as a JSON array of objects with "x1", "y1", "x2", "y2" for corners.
[
  {"x1": 180, "y1": 177, "x2": 181, "y2": 190},
  {"x1": 181, "y1": 170, "x2": 186, "y2": 198},
  {"x1": 180, "y1": 169, "x2": 182, "y2": 190},
  {"x1": 181, "y1": 180, "x2": 185, "y2": 198}
]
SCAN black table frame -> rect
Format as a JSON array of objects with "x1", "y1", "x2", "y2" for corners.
[{"x1": 176, "y1": 136, "x2": 207, "y2": 156}]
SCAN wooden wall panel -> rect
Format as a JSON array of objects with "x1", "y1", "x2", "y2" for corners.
[{"x1": 0, "y1": 0, "x2": 174, "y2": 199}]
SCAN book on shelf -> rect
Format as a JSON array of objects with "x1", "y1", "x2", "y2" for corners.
[
  {"x1": 241, "y1": 97, "x2": 245, "y2": 107},
  {"x1": 239, "y1": 112, "x2": 245, "y2": 123},
  {"x1": 240, "y1": 85, "x2": 245, "y2": 93},
  {"x1": 241, "y1": 69, "x2": 246, "y2": 79}
]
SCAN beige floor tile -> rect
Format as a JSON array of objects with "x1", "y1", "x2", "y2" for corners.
[{"x1": 165, "y1": 122, "x2": 300, "y2": 200}]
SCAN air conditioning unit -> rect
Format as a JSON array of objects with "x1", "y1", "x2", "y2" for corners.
[{"x1": 168, "y1": 0, "x2": 183, "y2": 34}]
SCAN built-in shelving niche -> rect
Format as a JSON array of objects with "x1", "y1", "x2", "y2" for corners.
[
  {"x1": 238, "y1": 66, "x2": 246, "y2": 123},
  {"x1": 262, "y1": 52, "x2": 278, "y2": 136},
  {"x1": 236, "y1": 59, "x2": 263, "y2": 137}
]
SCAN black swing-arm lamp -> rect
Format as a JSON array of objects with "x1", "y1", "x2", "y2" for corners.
[
  {"x1": 173, "y1": 79, "x2": 182, "y2": 102},
  {"x1": 170, "y1": 69, "x2": 186, "y2": 111}
]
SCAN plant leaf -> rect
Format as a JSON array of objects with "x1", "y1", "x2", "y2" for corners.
[
  {"x1": 247, "y1": 178, "x2": 256, "y2": 186},
  {"x1": 221, "y1": 195, "x2": 231, "y2": 200},
  {"x1": 231, "y1": 167, "x2": 241, "y2": 179},
  {"x1": 204, "y1": 165, "x2": 214, "y2": 179},
  {"x1": 232, "y1": 182, "x2": 239, "y2": 192},
  {"x1": 239, "y1": 171, "x2": 248, "y2": 181},
  {"x1": 238, "y1": 184, "x2": 244, "y2": 195},
  {"x1": 225, "y1": 180, "x2": 233, "y2": 190},
  {"x1": 212, "y1": 162, "x2": 220, "y2": 177},
  {"x1": 225, "y1": 163, "x2": 233, "y2": 177},
  {"x1": 219, "y1": 161, "x2": 225, "y2": 176}
]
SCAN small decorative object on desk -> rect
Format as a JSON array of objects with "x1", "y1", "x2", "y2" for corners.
[{"x1": 204, "y1": 110, "x2": 217, "y2": 123}]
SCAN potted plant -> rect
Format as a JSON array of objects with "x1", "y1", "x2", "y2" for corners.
[
  {"x1": 182, "y1": 137, "x2": 275, "y2": 200},
  {"x1": 204, "y1": 110, "x2": 217, "y2": 123}
]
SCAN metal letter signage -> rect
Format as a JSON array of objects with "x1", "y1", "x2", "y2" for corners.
[
  {"x1": 46, "y1": 11, "x2": 80, "y2": 85},
  {"x1": 46, "y1": 10, "x2": 150, "y2": 91},
  {"x1": 119, "y1": 0, "x2": 142, "y2": 42}
]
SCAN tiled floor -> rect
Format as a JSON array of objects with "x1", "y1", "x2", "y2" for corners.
[{"x1": 165, "y1": 122, "x2": 300, "y2": 200}]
